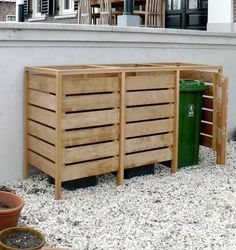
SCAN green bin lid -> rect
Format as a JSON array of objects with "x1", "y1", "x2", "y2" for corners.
[{"x1": 180, "y1": 80, "x2": 208, "y2": 92}]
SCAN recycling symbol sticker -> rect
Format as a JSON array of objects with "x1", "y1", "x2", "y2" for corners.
[{"x1": 188, "y1": 104, "x2": 195, "y2": 117}]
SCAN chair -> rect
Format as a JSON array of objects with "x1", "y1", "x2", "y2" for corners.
[
  {"x1": 99, "y1": 0, "x2": 122, "y2": 25},
  {"x1": 134, "y1": 0, "x2": 165, "y2": 28},
  {"x1": 78, "y1": 0, "x2": 92, "y2": 24}
]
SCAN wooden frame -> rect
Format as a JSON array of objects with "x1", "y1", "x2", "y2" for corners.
[{"x1": 24, "y1": 62, "x2": 227, "y2": 199}]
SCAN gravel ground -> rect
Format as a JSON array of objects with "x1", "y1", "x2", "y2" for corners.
[{"x1": 1, "y1": 141, "x2": 236, "y2": 249}]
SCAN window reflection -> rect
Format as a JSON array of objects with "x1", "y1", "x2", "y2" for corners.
[
  {"x1": 168, "y1": 0, "x2": 181, "y2": 10},
  {"x1": 188, "y1": 0, "x2": 208, "y2": 9}
]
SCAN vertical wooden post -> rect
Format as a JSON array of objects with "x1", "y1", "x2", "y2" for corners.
[
  {"x1": 55, "y1": 73, "x2": 63, "y2": 199},
  {"x1": 171, "y1": 70, "x2": 180, "y2": 173},
  {"x1": 212, "y1": 73, "x2": 218, "y2": 151},
  {"x1": 217, "y1": 76, "x2": 228, "y2": 165},
  {"x1": 24, "y1": 69, "x2": 29, "y2": 179},
  {"x1": 117, "y1": 72, "x2": 126, "y2": 185}
]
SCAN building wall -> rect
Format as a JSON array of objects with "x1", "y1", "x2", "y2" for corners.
[
  {"x1": 207, "y1": 0, "x2": 233, "y2": 32},
  {"x1": 0, "y1": 1, "x2": 15, "y2": 21},
  {"x1": 0, "y1": 23, "x2": 236, "y2": 182}
]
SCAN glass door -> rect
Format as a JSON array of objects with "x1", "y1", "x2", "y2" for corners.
[{"x1": 165, "y1": 0, "x2": 208, "y2": 30}]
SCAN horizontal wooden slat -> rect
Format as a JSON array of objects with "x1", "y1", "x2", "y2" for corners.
[
  {"x1": 126, "y1": 89, "x2": 174, "y2": 106},
  {"x1": 62, "y1": 157, "x2": 118, "y2": 181},
  {"x1": 202, "y1": 110, "x2": 213, "y2": 123},
  {"x1": 29, "y1": 89, "x2": 56, "y2": 110},
  {"x1": 126, "y1": 104, "x2": 174, "y2": 122},
  {"x1": 125, "y1": 147, "x2": 172, "y2": 169},
  {"x1": 29, "y1": 75, "x2": 56, "y2": 93},
  {"x1": 63, "y1": 141, "x2": 119, "y2": 164},
  {"x1": 125, "y1": 133, "x2": 173, "y2": 154},
  {"x1": 126, "y1": 118, "x2": 174, "y2": 138},
  {"x1": 126, "y1": 72, "x2": 175, "y2": 90},
  {"x1": 63, "y1": 93, "x2": 119, "y2": 112},
  {"x1": 63, "y1": 125, "x2": 119, "y2": 147},
  {"x1": 201, "y1": 122, "x2": 213, "y2": 135},
  {"x1": 28, "y1": 135, "x2": 55, "y2": 161},
  {"x1": 180, "y1": 70, "x2": 215, "y2": 83},
  {"x1": 28, "y1": 120, "x2": 55, "y2": 144},
  {"x1": 62, "y1": 109, "x2": 119, "y2": 130},
  {"x1": 63, "y1": 77, "x2": 120, "y2": 94},
  {"x1": 29, "y1": 151, "x2": 55, "y2": 177},
  {"x1": 200, "y1": 134, "x2": 212, "y2": 148},
  {"x1": 28, "y1": 105, "x2": 56, "y2": 128},
  {"x1": 202, "y1": 97, "x2": 213, "y2": 109}
]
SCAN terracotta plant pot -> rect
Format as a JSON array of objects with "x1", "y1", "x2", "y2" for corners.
[
  {"x1": 0, "y1": 191, "x2": 24, "y2": 231},
  {"x1": 0, "y1": 227, "x2": 45, "y2": 250}
]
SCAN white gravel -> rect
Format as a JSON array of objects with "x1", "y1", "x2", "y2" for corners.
[{"x1": 1, "y1": 141, "x2": 236, "y2": 249}]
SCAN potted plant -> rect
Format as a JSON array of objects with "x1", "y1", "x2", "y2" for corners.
[
  {"x1": 0, "y1": 227, "x2": 45, "y2": 250},
  {"x1": 0, "y1": 191, "x2": 24, "y2": 231}
]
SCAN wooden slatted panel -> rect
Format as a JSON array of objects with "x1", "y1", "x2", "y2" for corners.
[
  {"x1": 202, "y1": 97, "x2": 213, "y2": 109},
  {"x1": 201, "y1": 122, "x2": 213, "y2": 135},
  {"x1": 126, "y1": 72, "x2": 175, "y2": 90},
  {"x1": 126, "y1": 89, "x2": 174, "y2": 106},
  {"x1": 63, "y1": 77, "x2": 119, "y2": 94},
  {"x1": 202, "y1": 110, "x2": 213, "y2": 123},
  {"x1": 126, "y1": 118, "x2": 174, "y2": 138},
  {"x1": 29, "y1": 89, "x2": 56, "y2": 110},
  {"x1": 180, "y1": 70, "x2": 215, "y2": 83},
  {"x1": 62, "y1": 109, "x2": 119, "y2": 130},
  {"x1": 29, "y1": 151, "x2": 55, "y2": 177},
  {"x1": 125, "y1": 133, "x2": 173, "y2": 154},
  {"x1": 29, "y1": 75, "x2": 56, "y2": 93},
  {"x1": 28, "y1": 120, "x2": 55, "y2": 145},
  {"x1": 63, "y1": 125, "x2": 119, "y2": 147},
  {"x1": 204, "y1": 85, "x2": 213, "y2": 96},
  {"x1": 63, "y1": 141, "x2": 119, "y2": 164},
  {"x1": 200, "y1": 135, "x2": 212, "y2": 148},
  {"x1": 125, "y1": 147, "x2": 172, "y2": 169},
  {"x1": 28, "y1": 105, "x2": 56, "y2": 128},
  {"x1": 126, "y1": 104, "x2": 174, "y2": 122},
  {"x1": 28, "y1": 135, "x2": 55, "y2": 161},
  {"x1": 63, "y1": 93, "x2": 119, "y2": 112},
  {"x1": 62, "y1": 157, "x2": 118, "y2": 181}
]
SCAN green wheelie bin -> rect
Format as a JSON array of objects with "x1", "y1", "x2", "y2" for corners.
[{"x1": 178, "y1": 80, "x2": 208, "y2": 168}]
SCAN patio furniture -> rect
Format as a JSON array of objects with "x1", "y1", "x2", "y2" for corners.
[
  {"x1": 134, "y1": 0, "x2": 165, "y2": 27},
  {"x1": 98, "y1": 0, "x2": 122, "y2": 25},
  {"x1": 78, "y1": 0, "x2": 92, "y2": 24}
]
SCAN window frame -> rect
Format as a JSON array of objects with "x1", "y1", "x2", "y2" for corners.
[
  {"x1": 6, "y1": 15, "x2": 16, "y2": 22},
  {"x1": 59, "y1": 0, "x2": 76, "y2": 15}
]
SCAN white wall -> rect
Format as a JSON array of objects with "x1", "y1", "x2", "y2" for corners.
[
  {"x1": 0, "y1": 23, "x2": 236, "y2": 182},
  {"x1": 207, "y1": 0, "x2": 233, "y2": 32}
]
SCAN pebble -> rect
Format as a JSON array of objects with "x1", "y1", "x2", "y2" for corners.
[{"x1": 1, "y1": 142, "x2": 236, "y2": 249}]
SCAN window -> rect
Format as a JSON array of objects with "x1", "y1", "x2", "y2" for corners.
[
  {"x1": 6, "y1": 15, "x2": 16, "y2": 22},
  {"x1": 64, "y1": 0, "x2": 70, "y2": 10},
  {"x1": 57, "y1": 0, "x2": 77, "y2": 15},
  {"x1": 60, "y1": 0, "x2": 74, "y2": 13},
  {"x1": 32, "y1": 0, "x2": 48, "y2": 18},
  {"x1": 168, "y1": 0, "x2": 181, "y2": 10}
]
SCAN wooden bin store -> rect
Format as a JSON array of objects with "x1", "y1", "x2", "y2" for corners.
[{"x1": 24, "y1": 63, "x2": 228, "y2": 199}]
